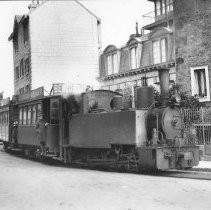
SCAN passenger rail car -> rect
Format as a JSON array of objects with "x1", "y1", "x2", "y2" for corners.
[
  {"x1": 1, "y1": 69, "x2": 200, "y2": 171},
  {"x1": 0, "y1": 98, "x2": 11, "y2": 144}
]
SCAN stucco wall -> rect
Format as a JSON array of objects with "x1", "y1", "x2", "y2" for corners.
[{"x1": 29, "y1": 1, "x2": 100, "y2": 93}]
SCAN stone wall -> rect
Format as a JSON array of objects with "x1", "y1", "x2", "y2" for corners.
[{"x1": 174, "y1": 0, "x2": 211, "y2": 96}]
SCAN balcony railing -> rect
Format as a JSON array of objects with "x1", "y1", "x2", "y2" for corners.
[{"x1": 142, "y1": 3, "x2": 173, "y2": 27}]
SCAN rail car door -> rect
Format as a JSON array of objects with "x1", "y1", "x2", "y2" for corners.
[
  {"x1": 44, "y1": 96, "x2": 60, "y2": 154},
  {"x1": 0, "y1": 106, "x2": 10, "y2": 143}
]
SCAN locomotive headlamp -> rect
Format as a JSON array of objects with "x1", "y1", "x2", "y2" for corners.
[
  {"x1": 171, "y1": 93, "x2": 181, "y2": 104},
  {"x1": 175, "y1": 94, "x2": 181, "y2": 103},
  {"x1": 171, "y1": 116, "x2": 179, "y2": 127}
]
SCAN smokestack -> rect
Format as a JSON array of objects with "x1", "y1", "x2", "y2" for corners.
[{"x1": 158, "y1": 68, "x2": 170, "y2": 106}]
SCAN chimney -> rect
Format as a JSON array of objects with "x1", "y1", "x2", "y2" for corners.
[
  {"x1": 0, "y1": 92, "x2": 3, "y2": 100},
  {"x1": 158, "y1": 68, "x2": 170, "y2": 106},
  {"x1": 135, "y1": 22, "x2": 139, "y2": 36},
  {"x1": 140, "y1": 27, "x2": 144, "y2": 36},
  {"x1": 28, "y1": 0, "x2": 40, "y2": 11}
]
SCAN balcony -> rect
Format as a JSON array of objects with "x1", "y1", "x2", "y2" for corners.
[{"x1": 142, "y1": 3, "x2": 173, "y2": 31}]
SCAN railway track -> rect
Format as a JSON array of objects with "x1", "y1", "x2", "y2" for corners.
[
  {"x1": 2, "y1": 145, "x2": 211, "y2": 180},
  {"x1": 156, "y1": 169, "x2": 211, "y2": 180}
]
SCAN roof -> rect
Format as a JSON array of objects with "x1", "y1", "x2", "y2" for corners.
[
  {"x1": 75, "y1": 0, "x2": 101, "y2": 22},
  {"x1": 8, "y1": 15, "x2": 28, "y2": 41},
  {"x1": 8, "y1": 0, "x2": 101, "y2": 41}
]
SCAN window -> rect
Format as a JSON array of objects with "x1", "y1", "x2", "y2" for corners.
[
  {"x1": 23, "y1": 107, "x2": 27, "y2": 125},
  {"x1": 19, "y1": 108, "x2": 23, "y2": 124},
  {"x1": 107, "y1": 53, "x2": 118, "y2": 75},
  {"x1": 50, "y1": 99, "x2": 59, "y2": 124},
  {"x1": 27, "y1": 106, "x2": 31, "y2": 125},
  {"x1": 37, "y1": 104, "x2": 42, "y2": 120},
  {"x1": 31, "y1": 105, "x2": 37, "y2": 124},
  {"x1": 153, "y1": 38, "x2": 167, "y2": 64},
  {"x1": 156, "y1": 0, "x2": 161, "y2": 16},
  {"x1": 166, "y1": 0, "x2": 173, "y2": 12},
  {"x1": 25, "y1": 84, "x2": 30, "y2": 93},
  {"x1": 191, "y1": 66, "x2": 210, "y2": 102},
  {"x1": 13, "y1": 36, "x2": 18, "y2": 54},
  {"x1": 15, "y1": 66, "x2": 19, "y2": 80},
  {"x1": 130, "y1": 47, "x2": 138, "y2": 69},
  {"x1": 24, "y1": 58, "x2": 30, "y2": 75},
  {"x1": 23, "y1": 21, "x2": 29, "y2": 45},
  {"x1": 161, "y1": 38, "x2": 167, "y2": 63},
  {"x1": 161, "y1": 0, "x2": 166, "y2": 15},
  {"x1": 20, "y1": 59, "x2": 24, "y2": 77},
  {"x1": 155, "y1": 0, "x2": 173, "y2": 17},
  {"x1": 19, "y1": 87, "x2": 24, "y2": 95}
]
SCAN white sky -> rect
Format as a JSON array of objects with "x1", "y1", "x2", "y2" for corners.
[{"x1": 0, "y1": 0, "x2": 153, "y2": 97}]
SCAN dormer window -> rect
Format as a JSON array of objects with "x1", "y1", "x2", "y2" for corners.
[
  {"x1": 153, "y1": 38, "x2": 167, "y2": 64},
  {"x1": 130, "y1": 47, "x2": 138, "y2": 70},
  {"x1": 107, "y1": 53, "x2": 118, "y2": 75}
]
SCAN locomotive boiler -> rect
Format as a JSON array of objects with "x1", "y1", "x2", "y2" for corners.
[
  {"x1": 0, "y1": 69, "x2": 199, "y2": 171},
  {"x1": 65, "y1": 69, "x2": 199, "y2": 170}
]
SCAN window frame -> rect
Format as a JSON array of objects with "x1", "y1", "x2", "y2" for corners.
[
  {"x1": 15, "y1": 66, "x2": 19, "y2": 80},
  {"x1": 155, "y1": 0, "x2": 173, "y2": 17},
  {"x1": 24, "y1": 58, "x2": 30, "y2": 75},
  {"x1": 190, "y1": 65, "x2": 210, "y2": 102},
  {"x1": 130, "y1": 46, "x2": 139, "y2": 70},
  {"x1": 106, "y1": 52, "x2": 118, "y2": 75},
  {"x1": 20, "y1": 59, "x2": 24, "y2": 77},
  {"x1": 13, "y1": 35, "x2": 19, "y2": 54},
  {"x1": 23, "y1": 20, "x2": 29, "y2": 45},
  {"x1": 155, "y1": 0, "x2": 161, "y2": 16},
  {"x1": 152, "y1": 37, "x2": 167, "y2": 65}
]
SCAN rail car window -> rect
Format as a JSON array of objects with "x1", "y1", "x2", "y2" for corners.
[
  {"x1": 0, "y1": 113, "x2": 2, "y2": 125},
  {"x1": 31, "y1": 105, "x2": 36, "y2": 124},
  {"x1": 50, "y1": 98, "x2": 59, "y2": 124},
  {"x1": 1, "y1": 113, "x2": 3, "y2": 125},
  {"x1": 19, "y1": 108, "x2": 23, "y2": 124},
  {"x1": 23, "y1": 107, "x2": 27, "y2": 125},
  {"x1": 27, "y1": 106, "x2": 31, "y2": 124},
  {"x1": 6, "y1": 112, "x2": 8, "y2": 125},
  {"x1": 37, "y1": 104, "x2": 42, "y2": 120}
]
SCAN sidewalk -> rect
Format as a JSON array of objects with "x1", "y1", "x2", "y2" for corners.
[{"x1": 194, "y1": 161, "x2": 211, "y2": 170}]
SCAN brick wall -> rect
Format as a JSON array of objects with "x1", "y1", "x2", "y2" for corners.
[{"x1": 175, "y1": 0, "x2": 211, "y2": 96}]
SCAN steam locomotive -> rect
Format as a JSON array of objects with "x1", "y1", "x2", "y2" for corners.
[{"x1": 0, "y1": 69, "x2": 199, "y2": 171}]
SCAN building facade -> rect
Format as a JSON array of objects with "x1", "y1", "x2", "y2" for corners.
[
  {"x1": 99, "y1": 0, "x2": 211, "y2": 103},
  {"x1": 9, "y1": 0, "x2": 101, "y2": 95}
]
